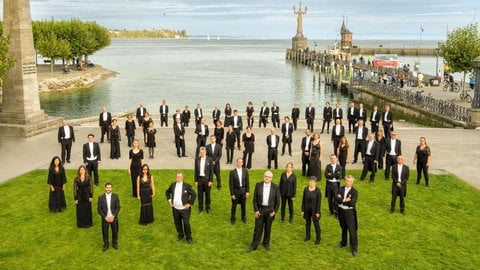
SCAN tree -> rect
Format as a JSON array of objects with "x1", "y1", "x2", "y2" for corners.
[
  {"x1": 438, "y1": 23, "x2": 480, "y2": 90},
  {"x1": 0, "y1": 21, "x2": 16, "y2": 88}
]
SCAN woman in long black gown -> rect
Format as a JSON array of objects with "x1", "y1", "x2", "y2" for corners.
[
  {"x1": 137, "y1": 164, "x2": 156, "y2": 225},
  {"x1": 242, "y1": 126, "x2": 255, "y2": 169},
  {"x1": 73, "y1": 165, "x2": 93, "y2": 228},
  {"x1": 108, "y1": 119, "x2": 121, "y2": 159},
  {"x1": 337, "y1": 136, "x2": 350, "y2": 178},
  {"x1": 308, "y1": 132, "x2": 323, "y2": 181},
  {"x1": 128, "y1": 139, "x2": 144, "y2": 197},
  {"x1": 47, "y1": 156, "x2": 67, "y2": 212}
]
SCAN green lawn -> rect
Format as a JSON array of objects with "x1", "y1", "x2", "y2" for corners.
[{"x1": 0, "y1": 169, "x2": 479, "y2": 269}]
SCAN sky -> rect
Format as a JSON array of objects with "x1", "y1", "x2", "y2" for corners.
[{"x1": 1, "y1": 0, "x2": 479, "y2": 39}]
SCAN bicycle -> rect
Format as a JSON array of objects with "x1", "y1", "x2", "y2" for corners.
[
  {"x1": 460, "y1": 90, "x2": 472, "y2": 103},
  {"x1": 443, "y1": 81, "x2": 460, "y2": 92}
]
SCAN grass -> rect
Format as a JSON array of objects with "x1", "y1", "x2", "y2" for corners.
[{"x1": 0, "y1": 169, "x2": 479, "y2": 269}]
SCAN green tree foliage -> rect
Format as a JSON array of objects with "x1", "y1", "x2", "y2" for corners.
[
  {"x1": 0, "y1": 21, "x2": 16, "y2": 87},
  {"x1": 438, "y1": 23, "x2": 480, "y2": 89}
]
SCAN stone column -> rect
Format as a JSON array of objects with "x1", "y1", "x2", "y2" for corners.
[
  {"x1": 1, "y1": 0, "x2": 47, "y2": 125},
  {"x1": 468, "y1": 56, "x2": 480, "y2": 127}
]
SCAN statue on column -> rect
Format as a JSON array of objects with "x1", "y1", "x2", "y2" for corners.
[{"x1": 293, "y1": 2, "x2": 307, "y2": 37}]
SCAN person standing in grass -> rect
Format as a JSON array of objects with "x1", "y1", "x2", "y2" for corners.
[
  {"x1": 335, "y1": 175, "x2": 358, "y2": 257},
  {"x1": 73, "y1": 165, "x2": 93, "y2": 228},
  {"x1": 390, "y1": 156, "x2": 409, "y2": 215},
  {"x1": 145, "y1": 121, "x2": 156, "y2": 159},
  {"x1": 248, "y1": 170, "x2": 280, "y2": 253},
  {"x1": 137, "y1": 164, "x2": 156, "y2": 225},
  {"x1": 229, "y1": 158, "x2": 250, "y2": 225},
  {"x1": 301, "y1": 176, "x2": 321, "y2": 245},
  {"x1": 166, "y1": 171, "x2": 196, "y2": 244},
  {"x1": 98, "y1": 182, "x2": 121, "y2": 252},
  {"x1": 47, "y1": 156, "x2": 67, "y2": 212},
  {"x1": 413, "y1": 137, "x2": 431, "y2": 187},
  {"x1": 279, "y1": 162, "x2": 297, "y2": 223},
  {"x1": 128, "y1": 139, "x2": 144, "y2": 197}
]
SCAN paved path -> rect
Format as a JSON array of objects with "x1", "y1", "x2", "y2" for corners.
[{"x1": 1, "y1": 115, "x2": 479, "y2": 190}]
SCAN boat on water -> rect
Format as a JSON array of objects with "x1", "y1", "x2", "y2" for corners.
[{"x1": 373, "y1": 54, "x2": 398, "y2": 67}]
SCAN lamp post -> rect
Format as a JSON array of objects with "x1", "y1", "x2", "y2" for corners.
[
  {"x1": 472, "y1": 56, "x2": 480, "y2": 109},
  {"x1": 435, "y1": 48, "x2": 439, "y2": 77}
]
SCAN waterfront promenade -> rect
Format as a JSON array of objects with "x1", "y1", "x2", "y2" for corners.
[{"x1": 1, "y1": 101, "x2": 479, "y2": 189}]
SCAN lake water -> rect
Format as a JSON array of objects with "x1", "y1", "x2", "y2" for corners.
[{"x1": 39, "y1": 39, "x2": 441, "y2": 119}]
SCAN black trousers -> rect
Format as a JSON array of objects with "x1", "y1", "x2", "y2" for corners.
[
  {"x1": 383, "y1": 122, "x2": 392, "y2": 139},
  {"x1": 326, "y1": 181, "x2": 340, "y2": 214},
  {"x1": 86, "y1": 160, "x2": 99, "y2": 185},
  {"x1": 101, "y1": 218, "x2": 119, "y2": 246},
  {"x1": 60, "y1": 139, "x2": 73, "y2": 162},
  {"x1": 213, "y1": 162, "x2": 221, "y2": 188},
  {"x1": 242, "y1": 151, "x2": 253, "y2": 169},
  {"x1": 231, "y1": 190, "x2": 247, "y2": 221},
  {"x1": 172, "y1": 207, "x2": 192, "y2": 240},
  {"x1": 251, "y1": 207, "x2": 275, "y2": 249},
  {"x1": 226, "y1": 147, "x2": 234, "y2": 163},
  {"x1": 280, "y1": 195, "x2": 294, "y2": 220},
  {"x1": 267, "y1": 147, "x2": 278, "y2": 169},
  {"x1": 100, "y1": 124, "x2": 108, "y2": 142},
  {"x1": 391, "y1": 186, "x2": 406, "y2": 211},
  {"x1": 292, "y1": 118, "x2": 298, "y2": 130},
  {"x1": 282, "y1": 140, "x2": 292, "y2": 155},
  {"x1": 416, "y1": 161, "x2": 429, "y2": 186},
  {"x1": 360, "y1": 156, "x2": 376, "y2": 181},
  {"x1": 353, "y1": 139, "x2": 365, "y2": 162},
  {"x1": 304, "y1": 209, "x2": 321, "y2": 240},
  {"x1": 234, "y1": 128, "x2": 241, "y2": 149},
  {"x1": 338, "y1": 208, "x2": 357, "y2": 251},
  {"x1": 371, "y1": 122, "x2": 379, "y2": 134},
  {"x1": 321, "y1": 119, "x2": 330, "y2": 133},
  {"x1": 272, "y1": 115, "x2": 280, "y2": 128},
  {"x1": 306, "y1": 118, "x2": 314, "y2": 131},
  {"x1": 259, "y1": 116, "x2": 268, "y2": 127},
  {"x1": 348, "y1": 118, "x2": 356, "y2": 133},
  {"x1": 160, "y1": 114, "x2": 168, "y2": 127},
  {"x1": 302, "y1": 152, "x2": 310, "y2": 176},
  {"x1": 176, "y1": 139, "x2": 185, "y2": 156},
  {"x1": 197, "y1": 180, "x2": 211, "y2": 210},
  {"x1": 385, "y1": 155, "x2": 398, "y2": 178}
]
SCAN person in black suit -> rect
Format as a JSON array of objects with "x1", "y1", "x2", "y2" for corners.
[
  {"x1": 194, "y1": 118, "x2": 209, "y2": 156},
  {"x1": 301, "y1": 176, "x2": 321, "y2": 245},
  {"x1": 360, "y1": 133, "x2": 380, "y2": 182},
  {"x1": 99, "y1": 106, "x2": 112, "y2": 143},
  {"x1": 182, "y1": 105, "x2": 191, "y2": 127},
  {"x1": 159, "y1": 99, "x2": 169, "y2": 127},
  {"x1": 58, "y1": 119, "x2": 75, "y2": 164},
  {"x1": 266, "y1": 128, "x2": 279, "y2": 170},
  {"x1": 247, "y1": 171, "x2": 281, "y2": 252},
  {"x1": 172, "y1": 108, "x2": 182, "y2": 125},
  {"x1": 212, "y1": 105, "x2": 221, "y2": 125},
  {"x1": 321, "y1": 102, "x2": 332, "y2": 134},
  {"x1": 347, "y1": 102, "x2": 357, "y2": 134},
  {"x1": 194, "y1": 147, "x2": 214, "y2": 213},
  {"x1": 229, "y1": 158, "x2": 250, "y2": 224},
  {"x1": 206, "y1": 135, "x2": 222, "y2": 190},
  {"x1": 391, "y1": 156, "x2": 409, "y2": 215},
  {"x1": 325, "y1": 154, "x2": 342, "y2": 217},
  {"x1": 281, "y1": 116, "x2": 294, "y2": 156},
  {"x1": 258, "y1": 101, "x2": 270, "y2": 128},
  {"x1": 332, "y1": 103, "x2": 343, "y2": 122},
  {"x1": 291, "y1": 103, "x2": 300, "y2": 130},
  {"x1": 271, "y1": 101, "x2": 280, "y2": 128},
  {"x1": 166, "y1": 171, "x2": 196, "y2": 243},
  {"x1": 136, "y1": 103, "x2": 147, "y2": 128},
  {"x1": 225, "y1": 125, "x2": 236, "y2": 164},
  {"x1": 279, "y1": 162, "x2": 297, "y2": 223},
  {"x1": 301, "y1": 129, "x2": 312, "y2": 176},
  {"x1": 331, "y1": 119, "x2": 345, "y2": 156},
  {"x1": 356, "y1": 103, "x2": 367, "y2": 123},
  {"x1": 97, "y1": 182, "x2": 121, "y2": 251},
  {"x1": 335, "y1": 175, "x2": 359, "y2": 257},
  {"x1": 382, "y1": 104, "x2": 393, "y2": 139},
  {"x1": 231, "y1": 110, "x2": 243, "y2": 150},
  {"x1": 83, "y1": 134, "x2": 101, "y2": 186},
  {"x1": 173, "y1": 118, "x2": 186, "y2": 157},
  {"x1": 194, "y1": 103, "x2": 203, "y2": 126},
  {"x1": 352, "y1": 119, "x2": 368, "y2": 164},
  {"x1": 305, "y1": 102, "x2": 315, "y2": 132},
  {"x1": 384, "y1": 132, "x2": 402, "y2": 179},
  {"x1": 370, "y1": 105, "x2": 381, "y2": 135}
]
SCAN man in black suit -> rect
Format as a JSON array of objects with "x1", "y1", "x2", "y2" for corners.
[
  {"x1": 291, "y1": 103, "x2": 300, "y2": 130},
  {"x1": 207, "y1": 135, "x2": 222, "y2": 190},
  {"x1": 194, "y1": 118, "x2": 209, "y2": 156},
  {"x1": 248, "y1": 171, "x2": 280, "y2": 252},
  {"x1": 136, "y1": 103, "x2": 147, "y2": 128},
  {"x1": 271, "y1": 101, "x2": 280, "y2": 128},
  {"x1": 305, "y1": 102, "x2": 315, "y2": 132},
  {"x1": 347, "y1": 102, "x2": 357, "y2": 134},
  {"x1": 281, "y1": 116, "x2": 293, "y2": 156},
  {"x1": 360, "y1": 133, "x2": 380, "y2": 182},
  {"x1": 352, "y1": 120, "x2": 368, "y2": 164},
  {"x1": 194, "y1": 147, "x2": 214, "y2": 213},
  {"x1": 173, "y1": 118, "x2": 186, "y2": 158},
  {"x1": 321, "y1": 101, "x2": 332, "y2": 134},
  {"x1": 229, "y1": 158, "x2": 250, "y2": 224},
  {"x1": 332, "y1": 103, "x2": 343, "y2": 122},
  {"x1": 99, "y1": 106, "x2": 112, "y2": 143},
  {"x1": 385, "y1": 132, "x2": 402, "y2": 179},
  {"x1": 97, "y1": 182, "x2": 121, "y2": 252},
  {"x1": 370, "y1": 105, "x2": 380, "y2": 135},
  {"x1": 159, "y1": 99, "x2": 169, "y2": 127},
  {"x1": 212, "y1": 106, "x2": 221, "y2": 125},
  {"x1": 259, "y1": 101, "x2": 270, "y2": 128},
  {"x1": 194, "y1": 103, "x2": 203, "y2": 126},
  {"x1": 83, "y1": 134, "x2": 101, "y2": 186},
  {"x1": 390, "y1": 155, "x2": 409, "y2": 215},
  {"x1": 382, "y1": 104, "x2": 393, "y2": 139},
  {"x1": 301, "y1": 129, "x2": 312, "y2": 176},
  {"x1": 325, "y1": 154, "x2": 342, "y2": 217},
  {"x1": 58, "y1": 119, "x2": 75, "y2": 164},
  {"x1": 166, "y1": 171, "x2": 196, "y2": 243},
  {"x1": 172, "y1": 108, "x2": 183, "y2": 127},
  {"x1": 331, "y1": 119, "x2": 345, "y2": 156},
  {"x1": 231, "y1": 110, "x2": 243, "y2": 150},
  {"x1": 335, "y1": 175, "x2": 359, "y2": 257},
  {"x1": 356, "y1": 103, "x2": 367, "y2": 123},
  {"x1": 182, "y1": 105, "x2": 191, "y2": 127},
  {"x1": 266, "y1": 128, "x2": 279, "y2": 170}
]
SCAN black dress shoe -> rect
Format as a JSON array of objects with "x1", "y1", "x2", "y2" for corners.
[
  {"x1": 390, "y1": 209, "x2": 394, "y2": 213},
  {"x1": 102, "y1": 245, "x2": 109, "y2": 252},
  {"x1": 264, "y1": 245, "x2": 270, "y2": 251},
  {"x1": 231, "y1": 219, "x2": 235, "y2": 225},
  {"x1": 336, "y1": 243, "x2": 346, "y2": 248},
  {"x1": 352, "y1": 250, "x2": 358, "y2": 256},
  {"x1": 247, "y1": 247, "x2": 256, "y2": 253},
  {"x1": 304, "y1": 237, "x2": 310, "y2": 241},
  {"x1": 315, "y1": 239, "x2": 321, "y2": 245},
  {"x1": 177, "y1": 236, "x2": 184, "y2": 241},
  {"x1": 187, "y1": 239, "x2": 193, "y2": 244},
  {"x1": 197, "y1": 209, "x2": 203, "y2": 213},
  {"x1": 242, "y1": 218, "x2": 247, "y2": 224},
  {"x1": 206, "y1": 208, "x2": 211, "y2": 214},
  {"x1": 112, "y1": 243, "x2": 118, "y2": 250},
  {"x1": 67, "y1": 160, "x2": 71, "y2": 163}
]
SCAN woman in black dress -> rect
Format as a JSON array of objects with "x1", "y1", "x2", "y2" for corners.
[
  {"x1": 337, "y1": 136, "x2": 350, "y2": 178},
  {"x1": 137, "y1": 164, "x2": 156, "y2": 225},
  {"x1": 225, "y1": 125, "x2": 236, "y2": 164},
  {"x1": 376, "y1": 130, "x2": 386, "y2": 169},
  {"x1": 246, "y1": 101, "x2": 254, "y2": 127},
  {"x1": 413, "y1": 137, "x2": 432, "y2": 187},
  {"x1": 125, "y1": 114, "x2": 136, "y2": 147},
  {"x1": 142, "y1": 112, "x2": 153, "y2": 144},
  {"x1": 301, "y1": 176, "x2": 321, "y2": 244},
  {"x1": 145, "y1": 121, "x2": 156, "y2": 158},
  {"x1": 224, "y1": 103, "x2": 233, "y2": 127},
  {"x1": 47, "y1": 156, "x2": 67, "y2": 212},
  {"x1": 128, "y1": 139, "x2": 144, "y2": 197},
  {"x1": 279, "y1": 162, "x2": 297, "y2": 223},
  {"x1": 242, "y1": 126, "x2": 255, "y2": 169},
  {"x1": 214, "y1": 120, "x2": 225, "y2": 146},
  {"x1": 308, "y1": 132, "x2": 323, "y2": 181},
  {"x1": 108, "y1": 119, "x2": 121, "y2": 159},
  {"x1": 73, "y1": 165, "x2": 93, "y2": 228}
]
